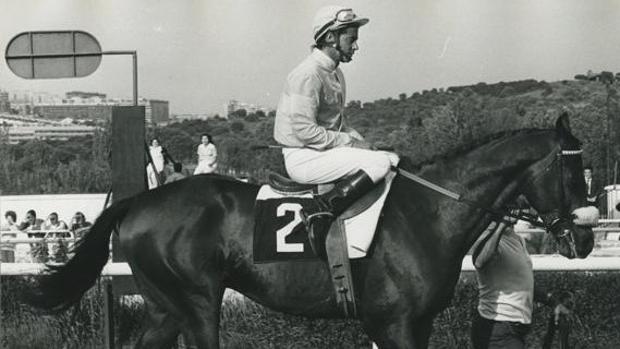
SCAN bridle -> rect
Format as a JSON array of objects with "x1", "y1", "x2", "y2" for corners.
[{"x1": 518, "y1": 147, "x2": 583, "y2": 257}]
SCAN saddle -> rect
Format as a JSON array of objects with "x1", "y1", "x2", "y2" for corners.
[
  {"x1": 268, "y1": 172, "x2": 385, "y2": 217},
  {"x1": 267, "y1": 171, "x2": 388, "y2": 317},
  {"x1": 268, "y1": 172, "x2": 321, "y2": 195}
]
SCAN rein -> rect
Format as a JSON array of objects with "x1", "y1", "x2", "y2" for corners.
[{"x1": 395, "y1": 167, "x2": 543, "y2": 227}]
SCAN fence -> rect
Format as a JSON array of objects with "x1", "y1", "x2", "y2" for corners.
[
  {"x1": 3, "y1": 255, "x2": 620, "y2": 276},
  {"x1": 0, "y1": 229, "x2": 77, "y2": 263}
]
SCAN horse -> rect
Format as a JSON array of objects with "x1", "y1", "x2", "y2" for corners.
[{"x1": 27, "y1": 114, "x2": 596, "y2": 348}]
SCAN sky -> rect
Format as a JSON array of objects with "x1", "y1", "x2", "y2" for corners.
[{"x1": 2, "y1": 0, "x2": 620, "y2": 115}]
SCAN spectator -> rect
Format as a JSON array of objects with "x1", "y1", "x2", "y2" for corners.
[
  {"x1": 165, "y1": 162, "x2": 186, "y2": 184},
  {"x1": 19, "y1": 209, "x2": 44, "y2": 231},
  {"x1": 2, "y1": 210, "x2": 20, "y2": 231},
  {"x1": 149, "y1": 138, "x2": 166, "y2": 174},
  {"x1": 584, "y1": 166, "x2": 603, "y2": 207},
  {"x1": 71, "y1": 211, "x2": 92, "y2": 231},
  {"x1": 148, "y1": 138, "x2": 174, "y2": 178},
  {"x1": 147, "y1": 138, "x2": 169, "y2": 189},
  {"x1": 471, "y1": 209, "x2": 570, "y2": 349},
  {"x1": 71, "y1": 211, "x2": 92, "y2": 239},
  {"x1": 193, "y1": 133, "x2": 217, "y2": 174},
  {"x1": 41, "y1": 212, "x2": 69, "y2": 231},
  {"x1": 147, "y1": 163, "x2": 159, "y2": 190},
  {"x1": 542, "y1": 290, "x2": 574, "y2": 349}
]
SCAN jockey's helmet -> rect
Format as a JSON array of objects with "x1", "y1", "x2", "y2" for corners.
[{"x1": 312, "y1": 6, "x2": 369, "y2": 43}]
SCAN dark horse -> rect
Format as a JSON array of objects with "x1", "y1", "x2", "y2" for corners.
[{"x1": 29, "y1": 114, "x2": 596, "y2": 348}]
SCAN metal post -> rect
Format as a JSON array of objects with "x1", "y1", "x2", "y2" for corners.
[
  {"x1": 0, "y1": 260, "x2": 3, "y2": 349},
  {"x1": 101, "y1": 50, "x2": 139, "y2": 106},
  {"x1": 132, "y1": 52, "x2": 138, "y2": 106},
  {"x1": 605, "y1": 82, "x2": 613, "y2": 184},
  {"x1": 103, "y1": 278, "x2": 115, "y2": 349}
]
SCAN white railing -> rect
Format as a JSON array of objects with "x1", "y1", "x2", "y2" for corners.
[
  {"x1": 2, "y1": 256, "x2": 620, "y2": 276},
  {"x1": 1, "y1": 262, "x2": 132, "y2": 275},
  {"x1": 1, "y1": 230, "x2": 77, "y2": 263},
  {"x1": 1, "y1": 230, "x2": 75, "y2": 239},
  {"x1": 1, "y1": 222, "x2": 617, "y2": 241}
]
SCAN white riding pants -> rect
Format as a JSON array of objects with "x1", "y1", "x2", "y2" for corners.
[{"x1": 282, "y1": 147, "x2": 399, "y2": 184}]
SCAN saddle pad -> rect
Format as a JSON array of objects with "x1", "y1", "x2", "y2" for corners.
[{"x1": 253, "y1": 172, "x2": 395, "y2": 262}]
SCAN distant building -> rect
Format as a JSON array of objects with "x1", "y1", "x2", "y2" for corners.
[
  {"x1": 32, "y1": 91, "x2": 170, "y2": 125},
  {"x1": 0, "y1": 114, "x2": 59, "y2": 126},
  {"x1": 147, "y1": 99, "x2": 169, "y2": 125},
  {"x1": 7, "y1": 125, "x2": 97, "y2": 144},
  {"x1": 65, "y1": 91, "x2": 106, "y2": 99},
  {"x1": 225, "y1": 99, "x2": 273, "y2": 118},
  {"x1": 0, "y1": 91, "x2": 9, "y2": 113},
  {"x1": 171, "y1": 113, "x2": 220, "y2": 122},
  {"x1": 33, "y1": 105, "x2": 113, "y2": 121}
]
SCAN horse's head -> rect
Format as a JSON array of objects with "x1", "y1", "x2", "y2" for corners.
[{"x1": 519, "y1": 113, "x2": 597, "y2": 259}]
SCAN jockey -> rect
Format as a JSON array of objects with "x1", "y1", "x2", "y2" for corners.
[{"x1": 273, "y1": 6, "x2": 399, "y2": 251}]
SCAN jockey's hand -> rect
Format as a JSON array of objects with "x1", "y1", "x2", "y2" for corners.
[
  {"x1": 348, "y1": 129, "x2": 365, "y2": 141},
  {"x1": 505, "y1": 209, "x2": 521, "y2": 225},
  {"x1": 350, "y1": 138, "x2": 373, "y2": 150}
]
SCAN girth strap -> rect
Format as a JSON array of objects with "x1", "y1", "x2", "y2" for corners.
[{"x1": 326, "y1": 217, "x2": 357, "y2": 317}]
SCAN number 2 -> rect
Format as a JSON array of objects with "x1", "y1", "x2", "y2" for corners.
[{"x1": 276, "y1": 203, "x2": 304, "y2": 253}]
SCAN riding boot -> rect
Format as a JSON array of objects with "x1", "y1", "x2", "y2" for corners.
[{"x1": 302, "y1": 170, "x2": 375, "y2": 258}]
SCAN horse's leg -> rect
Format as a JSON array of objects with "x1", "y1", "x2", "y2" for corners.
[
  {"x1": 134, "y1": 296, "x2": 181, "y2": 349},
  {"x1": 410, "y1": 315, "x2": 434, "y2": 349},
  {"x1": 365, "y1": 317, "x2": 416, "y2": 349},
  {"x1": 177, "y1": 284, "x2": 225, "y2": 349},
  {"x1": 364, "y1": 314, "x2": 434, "y2": 349},
  {"x1": 132, "y1": 272, "x2": 224, "y2": 349}
]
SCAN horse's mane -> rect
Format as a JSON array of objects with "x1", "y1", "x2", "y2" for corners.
[{"x1": 400, "y1": 128, "x2": 555, "y2": 171}]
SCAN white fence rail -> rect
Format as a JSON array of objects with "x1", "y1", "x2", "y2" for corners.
[
  {"x1": 2, "y1": 256, "x2": 620, "y2": 276},
  {"x1": 1, "y1": 230, "x2": 75, "y2": 240}
]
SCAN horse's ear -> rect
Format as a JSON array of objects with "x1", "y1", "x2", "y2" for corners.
[{"x1": 555, "y1": 112, "x2": 572, "y2": 137}]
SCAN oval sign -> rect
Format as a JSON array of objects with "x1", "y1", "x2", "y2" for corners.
[{"x1": 5, "y1": 30, "x2": 102, "y2": 79}]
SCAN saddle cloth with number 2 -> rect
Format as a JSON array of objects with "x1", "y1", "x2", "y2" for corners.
[{"x1": 252, "y1": 172, "x2": 396, "y2": 263}]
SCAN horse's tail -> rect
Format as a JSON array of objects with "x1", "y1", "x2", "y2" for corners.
[{"x1": 25, "y1": 197, "x2": 133, "y2": 312}]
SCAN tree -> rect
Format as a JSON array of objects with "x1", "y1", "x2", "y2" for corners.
[
  {"x1": 230, "y1": 121, "x2": 245, "y2": 133},
  {"x1": 230, "y1": 109, "x2": 247, "y2": 118}
]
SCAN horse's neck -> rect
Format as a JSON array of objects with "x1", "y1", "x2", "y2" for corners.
[{"x1": 396, "y1": 133, "x2": 556, "y2": 258}]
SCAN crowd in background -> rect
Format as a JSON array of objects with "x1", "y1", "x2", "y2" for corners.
[
  {"x1": 1, "y1": 209, "x2": 92, "y2": 263},
  {"x1": 1, "y1": 209, "x2": 91, "y2": 234}
]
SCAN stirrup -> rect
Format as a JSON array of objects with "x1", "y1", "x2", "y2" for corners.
[
  {"x1": 300, "y1": 210, "x2": 334, "y2": 230},
  {"x1": 301, "y1": 210, "x2": 334, "y2": 260}
]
